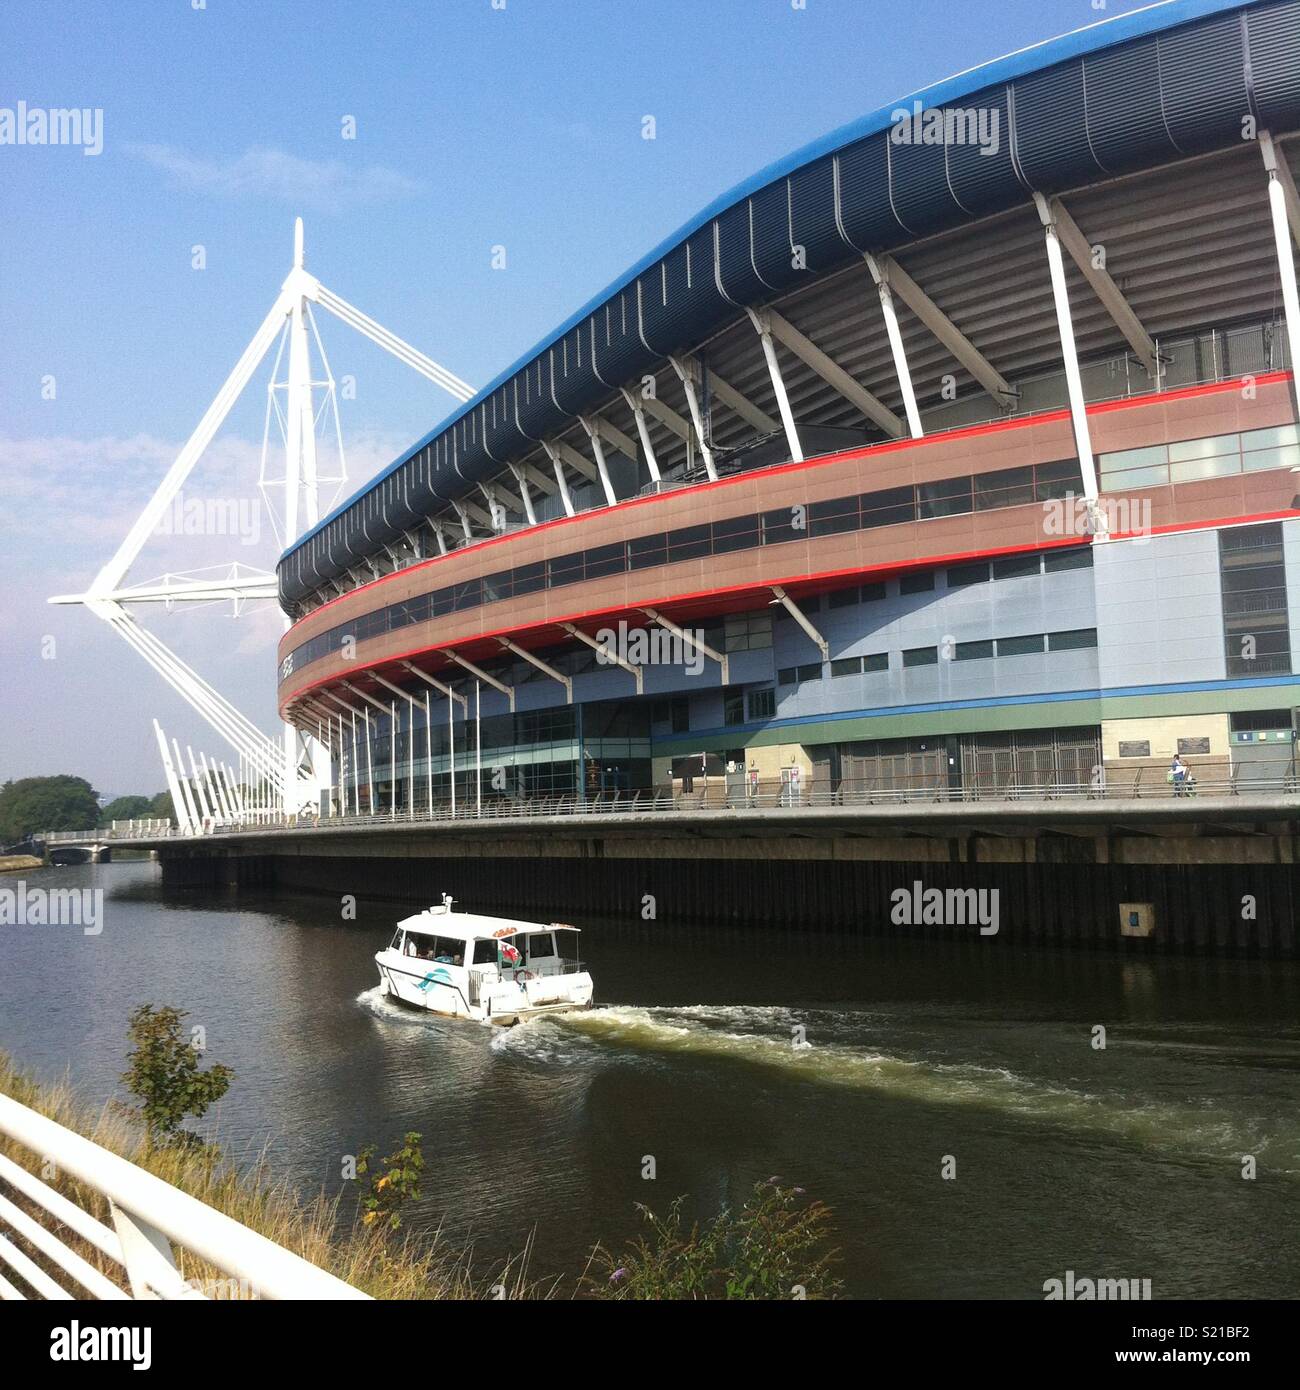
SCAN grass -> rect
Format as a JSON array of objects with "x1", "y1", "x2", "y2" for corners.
[
  {"x1": 0, "y1": 1051, "x2": 545, "y2": 1299},
  {"x1": 0, "y1": 1050, "x2": 841, "y2": 1300}
]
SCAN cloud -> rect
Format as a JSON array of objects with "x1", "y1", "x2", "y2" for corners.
[{"x1": 126, "y1": 143, "x2": 422, "y2": 212}]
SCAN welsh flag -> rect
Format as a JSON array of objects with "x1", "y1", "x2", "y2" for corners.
[{"x1": 500, "y1": 942, "x2": 521, "y2": 966}]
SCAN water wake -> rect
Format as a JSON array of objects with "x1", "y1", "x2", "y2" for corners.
[{"x1": 492, "y1": 1003, "x2": 1298, "y2": 1166}]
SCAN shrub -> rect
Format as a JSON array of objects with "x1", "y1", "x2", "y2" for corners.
[{"x1": 585, "y1": 1179, "x2": 840, "y2": 1300}]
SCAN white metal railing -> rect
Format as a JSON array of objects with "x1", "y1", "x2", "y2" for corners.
[
  {"x1": 0, "y1": 1093, "x2": 368, "y2": 1301},
  {"x1": 49, "y1": 763, "x2": 1300, "y2": 841}
]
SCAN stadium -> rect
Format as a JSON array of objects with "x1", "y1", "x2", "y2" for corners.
[{"x1": 275, "y1": 0, "x2": 1300, "y2": 814}]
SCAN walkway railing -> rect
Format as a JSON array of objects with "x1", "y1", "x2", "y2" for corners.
[
  {"x1": 230, "y1": 762, "x2": 1300, "y2": 834},
  {"x1": 0, "y1": 1093, "x2": 368, "y2": 1300},
  {"x1": 42, "y1": 762, "x2": 1300, "y2": 842}
]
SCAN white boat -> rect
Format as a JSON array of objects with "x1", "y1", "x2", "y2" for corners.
[{"x1": 374, "y1": 896, "x2": 594, "y2": 1025}]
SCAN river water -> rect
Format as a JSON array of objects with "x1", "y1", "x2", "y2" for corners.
[{"x1": 2, "y1": 860, "x2": 1298, "y2": 1298}]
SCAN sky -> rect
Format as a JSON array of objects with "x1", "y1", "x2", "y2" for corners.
[{"x1": 0, "y1": 0, "x2": 1156, "y2": 799}]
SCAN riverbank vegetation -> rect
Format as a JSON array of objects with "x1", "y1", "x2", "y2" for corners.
[{"x1": 0, "y1": 1002, "x2": 840, "y2": 1300}]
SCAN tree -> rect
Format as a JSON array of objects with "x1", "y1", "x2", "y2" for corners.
[
  {"x1": 99, "y1": 795, "x2": 153, "y2": 826},
  {"x1": 119, "y1": 1005, "x2": 234, "y2": 1151},
  {"x1": 147, "y1": 790, "x2": 176, "y2": 823},
  {"x1": 0, "y1": 776, "x2": 100, "y2": 843}
]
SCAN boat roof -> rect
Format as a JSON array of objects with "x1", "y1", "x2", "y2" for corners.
[{"x1": 396, "y1": 904, "x2": 579, "y2": 941}]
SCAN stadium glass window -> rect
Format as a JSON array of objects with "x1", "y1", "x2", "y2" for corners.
[
  {"x1": 947, "y1": 562, "x2": 989, "y2": 588},
  {"x1": 830, "y1": 656, "x2": 863, "y2": 678},
  {"x1": 430, "y1": 588, "x2": 455, "y2": 618},
  {"x1": 900, "y1": 572, "x2": 935, "y2": 595},
  {"x1": 1043, "y1": 546, "x2": 1092, "y2": 574},
  {"x1": 762, "y1": 507, "x2": 805, "y2": 545},
  {"x1": 480, "y1": 573, "x2": 511, "y2": 605},
  {"x1": 917, "y1": 476, "x2": 973, "y2": 519},
  {"x1": 712, "y1": 513, "x2": 760, "y2": 553},
  {"x1": 778, "y1": 662, "x2": 823, "y2": 686},
  {"x1": 546, "y1": 553, "x2": 584, "y2": 587},
  {"x1": 1230, "y1": 709, "x2": 1292, "y2": 733},
  {"x1": 777, "y1": 667, "x2": 799, "y2": 686},
  {"x1": 997, "y1": 633, "x2": 1045, "y2": 656},
  {"x1": 861, "y1": 486, "x2": 916, "y2": 528},
  {"x1": 452, "y1": 578, "x2": 483, "y2": 611},
  {"x1": 747, "y1": 688, "x2": 776, "y2": 721},
  {"x1": 1047, "y1": 628, "x2": 1098, "y2": 651},
  {"x1": 993, "y1": 553, "x2": 1041, "y2": 580},
  {"x1": 974, "y1": 466, "x2": 1034, "y2": 510},
  {"x1": 902, "y1": 646, "x2": 938, "y2": 667},
  {"x1": 828, "y1": 587, "x2": 860, "y2": 609},
  {"x1": 860, "y1": 581, "x2": 887, "y2": 601},
  {"x1": 1098, "y1": 444, "x2": 1169, "y2": 490},
  {"x1": 666, "y1": 524, "x2": 711, "y2": 563},
  {"x1": 723, "y1": 688, "x2": 746, "y2": 726},
  {"x1": 955, "y1": 639, "x2": 995, "y2": 661},
  {"x1": 1034, "y1": 458, "x2": 1083, "y2": 502},
  {"x1": 584, "y1": 543, "x2": 626, "y2": 579},
  {"x1": 512, "y1": 561, "x2": 546, "y2": 596},
  {"x1": 1168, "y1": 433, "x2": 1240, "y2": 464},
  {"x1": 1241, "y1": 424, "x2": 1300, "y2": 474},
  {"x1": 862, "y1": 652, "x2": 889, "y2": 673},
  {"x1": 724, "y1": 613, "x2": 773, "y2": 652},
  {"x1": 809, "y1": 495, "x2": 860, "y2": 537},
  {"x1": 671, "y1": 698, "x2": 690, "y2": 734},
  {"x1": 628, "y1": 532, "x2": 667, "y2": 570}
]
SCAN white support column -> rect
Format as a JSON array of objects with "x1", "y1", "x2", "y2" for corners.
[
  {"x1": 620, "y1": 387, "x2": 662, "y2": 484},
  {"x1": 1033, "y1": 193, "x2": 1102, "y2": 516},
  {"x1": 497, "y1": 636, "x2": 572, "y2": 703},
  {"x1": 541, "y1": 441, "x2": 576, "y2": 516},
  {"x1": 875, "y1": 253, "x2": 1014, "y2": 409},
  {"x1": 743, "y1": 312, "x2": 804, "y2": 463},
  {"x1": 153, "y1": 722, "x2": 192, "y2": 836},
  {"x1": 186, "y1": 747, "x2": 213, "y2": 823},
  {"x1": 641, "y1": 607, "x2": 729, "y2": 684},
  {"x1": 770, "y1": 586, "x2": 828, "y2": 661},
  {"x1": 451, "y1": 501, "x2": 473, "y2": 541},
  {"x1": 429, "y1": 520, "x2": 449, "y2": 556},
  {"x1": 370, "y1": 673, "x2": 419, "y2": 818},
  {"x1": 1261, "y1": 132, "x2": 1300, "y2": 401},
  {"x1": 508, "y1": 464, "x2": 538, "y2": 526},
  {"x1": 560, "y1": 622, "x2": 643, "y2": 694},
  {"x1": 578, "y1": 417, "x2": 618, "y2": 506},
  {"x1": 1045, "y1": 197, "x2": 1157, "y2": 377},
  {"x1": 201, "y1": 753, "x2": 232, "y2": 822},
  {"x1": 668, "y1": 355, "x2": 719, "y2": 480},
  {"x1": 388, "y1": 700, "x2": 397, "y2": 819},
  {"x1": 865, "y1": 254, "x2": 923, "y2": 438}
]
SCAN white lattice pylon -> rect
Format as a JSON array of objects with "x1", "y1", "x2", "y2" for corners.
[{"x1": 49, "y1": 219, "x2": 475, "y2": 819}]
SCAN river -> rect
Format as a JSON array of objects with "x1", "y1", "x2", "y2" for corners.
[{"x1": 2, "y1": 860, "x2": 1298, "y2": 1298}]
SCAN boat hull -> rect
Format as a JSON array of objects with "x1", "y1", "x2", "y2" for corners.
[{"x1": 375, "y1": 950, "x2": 593, "y2": 1025}]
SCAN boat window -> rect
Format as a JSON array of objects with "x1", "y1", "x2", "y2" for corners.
[
  {"x1": 429, "y1": 935, "x2": 464, "y2": 965},
  {"x1": 472, "y1": 939, "x2": 498, "y2": 965},
  {"x1": 390, "y1": 929, "x2": 405, "y2": 951},
  {"x1": 527, "y1": 933, "x2": 556, "y2": 959}
]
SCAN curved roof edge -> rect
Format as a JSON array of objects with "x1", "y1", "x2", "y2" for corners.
[{"x1": 284, "y1": 0, "x2": 1255, "y2": 561}]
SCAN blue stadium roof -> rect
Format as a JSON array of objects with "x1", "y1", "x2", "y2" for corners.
[{"x1": 280, "y1": 0, "x2": 1276, "y2": 594}]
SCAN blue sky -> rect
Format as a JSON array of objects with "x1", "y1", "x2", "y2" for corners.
[{"x1": 1, "y1": 0, "x2": 1153, "y2": 797}]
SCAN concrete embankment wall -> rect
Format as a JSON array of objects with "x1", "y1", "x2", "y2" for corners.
[{"x1": 152, "y1": 808, "x2": 1300, "y2": 956}]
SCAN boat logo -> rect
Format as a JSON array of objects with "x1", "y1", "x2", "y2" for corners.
[{"x1": 416, "y1": 967, "x2": 452, "y2": 991}]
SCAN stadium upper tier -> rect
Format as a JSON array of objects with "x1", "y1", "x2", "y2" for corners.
[{"x1": 276, "y1": 0, "x2": 1300, "y2": 623}]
